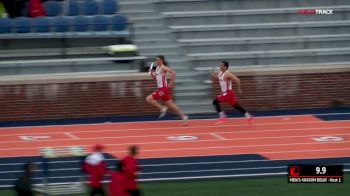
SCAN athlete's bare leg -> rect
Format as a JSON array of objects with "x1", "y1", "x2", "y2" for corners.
[
  {"x1": 146, "y1": 95, "x2": 164, "y2": 110},
  {"x1": 165, "y1": 100, "x2": 188, "y2": 120}
]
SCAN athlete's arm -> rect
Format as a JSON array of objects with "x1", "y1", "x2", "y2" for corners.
[
  {"x1": 149, "y1": 71, "x2": 156, "y2": 80},
  {"x1": 228, "y1": 72, "x2": 242, "y2": 94},
  {"x1": 211, "y1": 72, "x2": 219, "y2": 81},
  {"x1": 162, "y1": 66, "x2": 176, "y2": 88},
  {"x1": 211, "y1": 69, "x2": 219, "y2": 82}
]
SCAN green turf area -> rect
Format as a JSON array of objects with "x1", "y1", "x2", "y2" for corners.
[{"x1": 1, "y1": 175, "x2": 348, "y2": 196}]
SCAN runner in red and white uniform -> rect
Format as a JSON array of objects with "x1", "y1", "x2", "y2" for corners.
[
  {"x1": 212, "y1": 61, "x2": 254, "y2": 124},
  {"x1": 146, "y1": 55, "x2": 188, "y2": 125}
]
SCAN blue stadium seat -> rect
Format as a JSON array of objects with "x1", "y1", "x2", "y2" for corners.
[
  {"x1": 73, "y1": 16, "x2": 90, "y2": 32},
  {"x1": 112, "y1": 15, "x2": 127, "y2": 31},
  {"x1": 93, "y1": 16, "x2": 110, "y2": 31},
  {"x1": 84, "y1": 0, "x2": 98, "y2": 16},
  {"x1": 33, "y1": 17, "x2": 51, "y2": 33},
  {"x1": 0, "y1": 18, "x2": 12, "y2": 34},
  {"x1": 67, "y1": 0, "x2": 79, "y2": 16},
  {"x1": 53, "y1": 16, "x2": 70, "y2": 33},
  {"x1": 43, "y1": 1, "x2": 62, "y2": 17},
  {"x1": 14, "y1": 17, "x2": 32, "y2": 33},
  {"x1": 102, "y1": 0, "x2": 118, "y2": 15}
]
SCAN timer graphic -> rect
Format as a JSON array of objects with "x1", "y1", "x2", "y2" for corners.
[{"x1": 288, "y1": 165, "x2": 343, "y2": 183}]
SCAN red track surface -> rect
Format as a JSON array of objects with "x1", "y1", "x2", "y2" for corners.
[{"x1": 0, "y1": 115, "x2": 349, "y2": 160}]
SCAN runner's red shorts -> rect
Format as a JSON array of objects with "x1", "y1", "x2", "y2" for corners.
[
  {"x1": 152, "y1": 87, "x2": 171, "y2": 102},
  {"x1": 217, "y1": 90, "x2": 237, "y2": 106}
]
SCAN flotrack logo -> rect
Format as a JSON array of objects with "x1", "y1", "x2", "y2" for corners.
[{"x1": 298, "y1": 9, "x2": 333, "y2": 15}]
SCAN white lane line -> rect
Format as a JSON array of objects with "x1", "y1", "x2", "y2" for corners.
[
  {"x1": 1, "y1": 152, "x2": 350, "y2": 164},
  {"x1": 0, "y1": 131, "x2": 349, "y2": 151},
  {"x1": 0, "y1": 166, "x2": 287, "y2": 175},
  {"x1": 0, "y1": 125, "x2": 349, "y2": 144},
  {"x1": 210, "y1": 133, "x2": 226, "y2": 140},
  {"x1": 141, "y1": 166, "x2": 287, "y2": 175},
  {"x1": 139, "y1": 172, "x2": 287, "y2": 181},
  {"x1": 63, "y1": 132, "x2": 79, "y2": 140},
  {"x1": 1, "y1": 119, "x2": 350, "y2": 138},
  {"x1": 2, "y1": 161, "x2": 350, "y2": 174},
  {"x1": 1, "y1": 170, "x2": 349, "y2": 188},
  {"x1": 263, "y1": 148, "x2": 350, "y2": 154},
  {"x1": 140, "y1": 169, "x2": 350, "y2": 182},
  {"x1": 105, "y1": 143, "x2": 350, "y2": 154},
  {"x1": 1, "y1": 160, "x2": 350, "y2": 174},
  {"x1": 0, "y1": 120, "x2": 326, "y2": 136},
  {"x1": 0, "y1": 111, "x2": 348, "y2": 130},
  {"x1": 0, "y1": 173, "x2": 288, "y2": 186}
]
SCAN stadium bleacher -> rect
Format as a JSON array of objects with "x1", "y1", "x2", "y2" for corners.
[
  {"x1": 0, "y1": 9, "x2": 127, "y2": 34},
  {"x1": 0, "y1": 0, "x2": 125, "y2": 38},
  {"x1": 157, "y1": 0, "x2": 350, "y2": 69},
  {"x1": 0, "y1": 0, "x2": 145, "y2": 76},
  {"x1": 156, "y1": 0, "x2": 349, "y2": 12}
]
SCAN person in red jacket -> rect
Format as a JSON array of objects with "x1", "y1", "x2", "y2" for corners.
[
  {"x1": 122, "y1": 145, "x2": 141, "y2": 196},
  {"x1": 28, "y1": 0, "x2": 45, "y2": 17},
  {"x1": 108, "y1": 161, "x2": 128, "y2": 196},
  {"x1": 82, "y1": 144, "x2": 107, "y2": 196}
]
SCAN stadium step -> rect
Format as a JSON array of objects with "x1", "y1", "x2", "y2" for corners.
[
  {"x1": 178, "y1": 34, "x2": 350, "y2": 44},
  {"x1": 174, "y1": 78, "x2": 198, "y2": 85},
  {"x1": 138, "y1": 45, "x2": 182, "y2": 54},
  {"x1": 187, "y1": 47, "x2": 350, "y2": 60},
  {"x1": 134, "y1": 39, "x2": 176, "y2": 47},
  {"x1": 119, "y1": 1, "x2": 155, "y2": 11},
  {"x1": 133, "y1": 30, "x2": 173, "y2": 40},
  {"x1": 174, "y1": 92, "x2": 211, "y2": 101},
  {"x1": 175, "y1": 84, "x2": 211, "y2": 93},
  {"x1": 194, "y1": 61, "x2": 350, "y2": 72},
  {"x1": 129, "y1": 16, "x2": 165, "y2": 23},
  {"x1": 174, "y1": 71, "x2": 207, "y2": 80},
  {"x1": 119, "y1": 10, "x2": 161, "y2": 19},
  {"x1": 141, "y1": 52, "x2": 184, "y2": 60},
  {"x1": 0, "y1": 47, "x2": 108, "y2": 61},
  {"x1": 133, "y1": 23, "x2": 165, "y2": 28},
  {"x1": 156, "y1": 0, "x2": 345, "y2": 12},
  {"x1": 178, "y1": 35, "x2": 350, "y2": 54},
  {"x1": 169, "y1": 20, "x2": 350, "y2": 40},
  {"x1": 175, "y1": 99, "x2": 214, "y2": 114},
  {"x1": 133, "y1": 24, "x2": 167, "y2": 32}
]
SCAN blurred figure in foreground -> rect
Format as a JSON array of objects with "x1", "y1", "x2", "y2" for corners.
[
  {"x1": 14, "y1": 162, "x2": 36, "y2": 196},
  {"x1": 108, "y1": 161, "x2": 128, "y2": 196},
  {"x1": 122, "y1": 145, "x2": 141, "y2": 196},
  {"x1": 82, "y1": 144, "x2": 107, "y2": 196}
]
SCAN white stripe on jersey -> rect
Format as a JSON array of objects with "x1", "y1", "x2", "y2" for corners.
[
  {"x1": 156, "y1": 66, "x2": 167, "y2": 88},
  {"x1": 218, "y1": 71, "x2": 232, "y2": 93}
]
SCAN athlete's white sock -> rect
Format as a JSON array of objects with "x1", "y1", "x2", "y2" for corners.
[
  {"x1": 219, "y1": 112, "x2": 226, "y2": 118},
  {"x1": 245, "y1": 112, "x2": 251, "y2": 118}
]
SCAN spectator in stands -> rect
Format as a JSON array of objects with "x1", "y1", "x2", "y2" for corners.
[
  {"x1": 122, "y1": 145, "x2": 141, "y2": 196},
  {"x1": 14, "y1": 162, "x2": 36, "y2": 196},
  {"x1": 82, "y1": 144, "x2": 108, "y2": 196},
  {"x1": 108, "y1": 161, "x2": 128, "y2": 196},
  {"x1": 28, "y1": 0, "x2": 45, "y2": 18},
  {"x1": 0, "y1": 1, "x2": 8, "y2": 18},
  {"x1": 1, "y1": 0, "x2": 26, "y2": 18}
]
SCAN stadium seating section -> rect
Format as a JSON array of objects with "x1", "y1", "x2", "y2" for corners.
[
  {"x1": 0, "y1": 0, "x2": 145, "y2": 76},
  {"x1": 0, "y1": 0, "x2": 128, "y2": 35}
]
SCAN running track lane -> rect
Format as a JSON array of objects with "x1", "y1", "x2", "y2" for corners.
[{"x1": 0, "y1": 115, "x2": 349, "y2": 160}]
